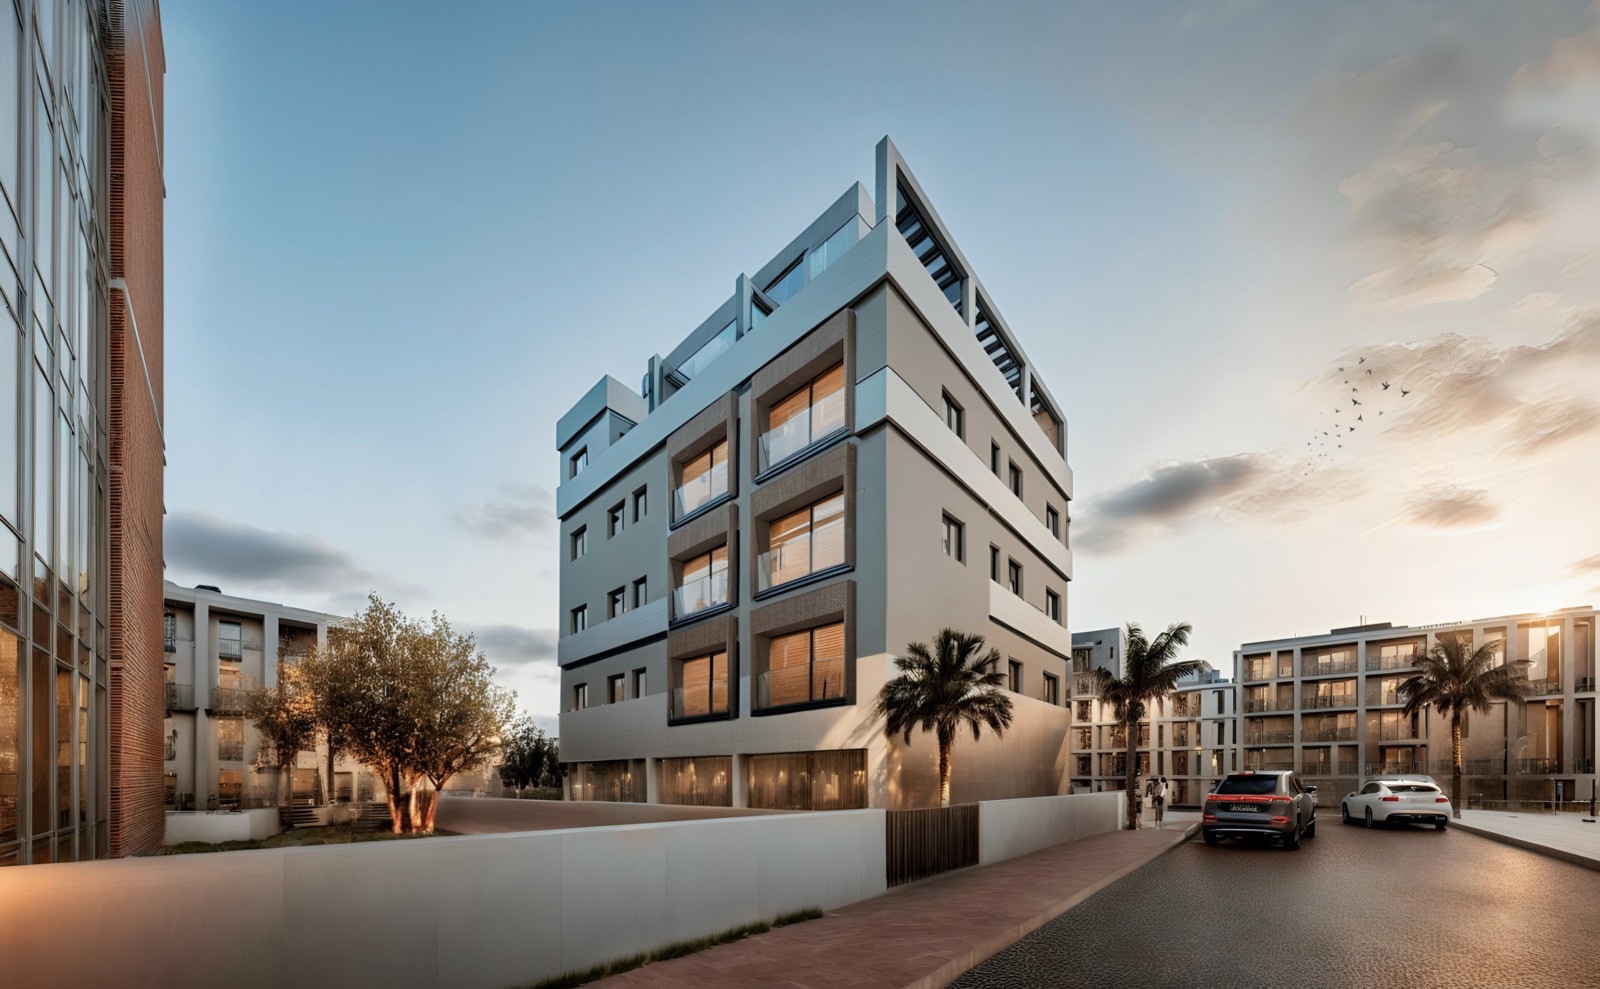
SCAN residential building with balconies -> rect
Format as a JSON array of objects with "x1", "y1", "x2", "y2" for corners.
[
  {"x1": 161, "y1": 583, "x2": 380, "y2": 815},
  {"x1": 1068, "y1": 628, "x2": 1237, "y2": 807},
  {"x1": 553, "y1": 138, "x2": 1074, "y2": 809},
  {"x1": 1233, "y1": 608, "x2": 1598, "y2": 807}
]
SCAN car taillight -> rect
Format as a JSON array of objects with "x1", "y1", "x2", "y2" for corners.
[
  {"x1": 1203, "y1": 813, "x2": 1216, "y2": 822},
  {"x1": 1380, "y1": 796, "x2": 1399, "y2": 802},
  {"x1": 1435, "y1": 797, "x2": 1449, "y2": 803},
  {"x1": 1270, "y1": 816, "x2": 1289, "y2": 824}
]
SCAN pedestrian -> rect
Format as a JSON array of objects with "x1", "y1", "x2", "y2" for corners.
[{"x1": 1152, "y1": 776, "x2": 1169, "y2": 828}]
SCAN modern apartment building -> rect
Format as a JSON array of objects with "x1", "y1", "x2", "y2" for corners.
[
  {"x1": 554, "y1": 138, "x2": 1074, "y2": 810},
  {"x1": 1, "y1": 0, "x2": 166, "y2": 867},
  {"x1": 1068, "y1": 628, "x2": 1237, "y2": 807},
  {"x1": 1234, "y1": 608, "x2": 1598, "y2": 806},
  {"x1": 161, "y1": 584, "x2": 382, "y2": 815}
]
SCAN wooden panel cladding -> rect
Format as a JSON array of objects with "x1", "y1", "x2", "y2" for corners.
[
  {"x1": 750, "y1": 309, "x2": 856, "y2": 477},
  {"x1": 668, "y1": 614, "x2": 738, "y2": 661},
  {"x1": 750, "y1": 579, "x2": 853, "y2": 640},
  {"x1": 667, "y1": 390, "x2": 739, "y2": 466},
  {"x1": 667, "y1": 502, "x2": 737, "y2": 562},
  {"x1": 885, "y1": 803, "x2": 979, "y2": 887}
]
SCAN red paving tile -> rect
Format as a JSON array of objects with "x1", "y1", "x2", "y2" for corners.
[{"x1": 594, "y1": 824, "x2": 1196, "y2": 989}]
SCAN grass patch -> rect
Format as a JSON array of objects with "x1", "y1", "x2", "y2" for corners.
[
  {"x1": 522, "y1": 907, "x2": 825, "y2": 989},
  {"x1": 159, "y1": 825, "x2": 457, "y2": 855}
]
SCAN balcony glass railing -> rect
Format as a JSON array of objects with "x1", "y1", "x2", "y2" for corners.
[
  {"x1": 672, "y1": 464, "x2": 729, "y2": 518},
  {"x1": 669, "y1": 686, "x2": 728, "y2": 722},
  {"x1": 1301, "y1": 727, "x2": 1357, "y2": 742},
  {"x1": 1242, "y1": 664, "x2": 1271, "y2": 682},
  {"x1": 759, "y1": 408, "x2": 845, "y2": 473},
  {"x1": 1371, "y1": 722, "x2": 1420, "y2": 741},
  {"x1": 1303, "y1": 659, "x2": 1359, "y2": 676},
  {"x1": 1521, "y1": 677, "x2": 1561, "y2": 695},
  {"x1": 671, "y1": 571, "x2": 729, "y2": 619},
  {"x1": 1302, "y1": 694, "x2": 1357, "y2": 710},
  {"x1": 1368, "y1": 654, "x2": 1417, "y2": 671},
  {"x1": 1242, "y1": 698, "x2": 1292, "y2": 713},
  {"x1": 1244, "y1": 730, "x2": 1294, "y2": 745},
  {"x1": 754, "y1": 669, "x2": 844, "y2": 711},
  {"x1": 1366, "y1": 689, "x2": 1404, "y2": 706}
]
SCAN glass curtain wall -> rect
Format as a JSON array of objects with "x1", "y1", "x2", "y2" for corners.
[
  {"x1": 0, "y1": 0, "x2": 111, "y2": 867},
  {"x1": 747, "y1": 749, "x2": 867, "y2": 811}
]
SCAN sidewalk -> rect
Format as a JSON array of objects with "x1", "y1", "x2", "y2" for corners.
[
  {"x1": 594, "y1": 818, "x2": 1198, "y2": 989},
  {"x1": 1451, "y1": 809, "x2": 1600, "y2": 871}
]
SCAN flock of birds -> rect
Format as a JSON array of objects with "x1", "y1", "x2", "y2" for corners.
[{"x1": 1304, "y1": 355, "x2": 1412, "y2": 471}]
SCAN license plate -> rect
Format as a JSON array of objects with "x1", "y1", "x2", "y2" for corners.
[{"x1": 1227, "y1": 804, "x2": 1260, "y2": 813}]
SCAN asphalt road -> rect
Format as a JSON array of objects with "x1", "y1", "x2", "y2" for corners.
[{"x1": 951, "y1": 817, "x2": 1600, "y2": 989}]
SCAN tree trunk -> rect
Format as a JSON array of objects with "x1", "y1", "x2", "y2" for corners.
[
  {"x1": 1451, "y1": 715, "x2": 1463, "y2": 820},
  {"x1": 937, "y1": 725, "x2": 955, "y2": 808},
  {"x1": 325, "y1": 740, "x2": 336, "y2": 807},
  {"x1": 406, "y1": 784, "x2": 420, "y2": 834},
  {"x1": 384, "y1": 764, "x2": 404, "y2": 834},
  {"x1": 1124, "y1": 719, "x2": 1140, "y2": 830},
  {"x1": 424, "y1": 774, "x2": 451, "y2": 831}
]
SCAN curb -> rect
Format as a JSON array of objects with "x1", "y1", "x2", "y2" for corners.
[
  {"x1": 908, "y1": 823, "x2": 1200, "y2": 989},
  {"x1": 1448, "y1": 818, "x2": 1600, "y2": 873}
]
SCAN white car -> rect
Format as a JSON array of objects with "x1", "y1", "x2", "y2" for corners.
[{"x1": 1341, "y1": 777, "x2": 1452, "y2": 829}]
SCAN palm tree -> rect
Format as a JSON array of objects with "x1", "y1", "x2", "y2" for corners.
[
  {"x1": 1398, "y1": 634, "x2": 1529, "y2": 818},
  {"x1": 1093, "y1": 622, "x2": 1201, "y2": 830},
  {"x1": 875, "y1": 628, "x2": 1015, "y2": 807}
]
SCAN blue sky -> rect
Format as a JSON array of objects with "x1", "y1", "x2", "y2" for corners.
[{"x1": 161, "y1": 1, "x2": 1600, "y2": 726}]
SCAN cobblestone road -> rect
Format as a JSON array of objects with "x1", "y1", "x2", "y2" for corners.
[{"x1": 952, "y1": 817, "x2": 1600, "y2": 989}]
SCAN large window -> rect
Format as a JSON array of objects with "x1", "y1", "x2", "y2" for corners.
[
  {"x1": 1045, "y1": 505, "x2": 1060, "y2": 538},
  {"x1": 674, "y1": 546, "x2": 729, "y2": 618},
  {"x1": 761, "y1": 622, "x2": 845, "y2": 710},
  {"x1": 760, "y1": 493, "x2": 844, "y2": 592},
  {"x1": 217, "y1": 718, "x2": 244, "y2": 763},
  {"x1": 673, "y1": 319, "x2": 737, "y2": 382},
  {"x1": 572, "y1": 683, "x2": 589, "y2": 711},
  {"x1": 218, "y1": 621, "x2": 243, "y2": 660},
  {"x1": 675, "y1": 439, "x2": 729, "y2": 519},
  {"x1": 765, "y1": 258, "x2": 804, "y2": 304},
  {"x1": 671, "y1": 651, "x2": 730, "y2": 721},
  {"x1": 761, "y1": 364, "x2": 846, "y2": 470},
  {"x1": 748, "y1": 749, "x2": 867, "y2": 811}
]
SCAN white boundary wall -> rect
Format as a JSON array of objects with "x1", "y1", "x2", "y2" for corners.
[
  {"x1": 163, "y1": 808, "x2": 281, "y2": 845},
  {"x1": 0, "y1": 810, "x2": 887, "y2": 989},
  {"x1": 978, "y1": 791, "x2": 1123, "y2": 864}
]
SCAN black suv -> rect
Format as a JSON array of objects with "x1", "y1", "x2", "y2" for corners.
[{"x1": 1202, "y1": 770, "x2": 1317, "y2": 849}]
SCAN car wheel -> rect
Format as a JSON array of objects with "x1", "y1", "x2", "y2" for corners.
[
  {"x1": 1306, "y1": 816, "x2": 1317, "y2": 838},
  {"x1": 1202, "y1": 831, "x2": 1219, "y2": 846},
  {"x1": 1284, "y1": 823, "x2": 1301, "y2": 850},
  {"x1": 1341, "y1": 803, "x2": 1352, "y2": 825},
  {"x1": 1364, "y1": 807, "x2": 1374, "y2": 828}
]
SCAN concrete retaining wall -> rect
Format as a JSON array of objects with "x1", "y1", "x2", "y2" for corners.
[
  {"x1": 978, "y1": 790, "x2": 1123, "y2": 864},
  {"x1": 163, "y1": 808, "x2": 281, "y2": 845}
]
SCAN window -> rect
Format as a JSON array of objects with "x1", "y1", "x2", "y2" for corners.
[
  {"x1": 673, "y1": 319, "x2": 738, "y2": 382},
  {"x1": 766, "y1": 258, "x2": 804, "y2": 304},
  {"x1": 1008, "y1": 660, "x2": 1023, "y2": 693},
  {"x1": 571, "y1": 606, "x2": 588, "y2": 634},
  {"x1": 676, "y1": 439, "x2": 729, "y2": 518},
  {"x1": 990, "y1": 545, "x2": 1000, "y2": 582},
  {"x1": 1043, "y1": 673, "x2": 1060, "y2": 705},
  {"x1": 570, "y1": 526, "x2": 587, "y2": 561},
  {"x1": 942, "y1": 514, "x2": 965, "y2": 563},
  {"x1": 761, "y1": 493, "x2": 845, "y2": 591},
  {"x1": 572, "y1": 683, "x2": 589, "y2": 711},
  {"x1": 991, "y1": 442, "x2": 1001, "y2": 474},
  {"x1": 219, "y1": 621, "x2": 243, "y2": 660},
  {"x1": 675, "y1": 546, "x2": 730, "y2": 617},
  {"x1": 751, "y1": 299, "x2": 771, "y2": 327},
  {"x1": 633, "y1": 487, "x2": 648, "y2": 523},
  {"x1": 1076, "y1": 700, "x2": 1091, "y2": 721},
  {"x1": 607, "y1": 502, "x2": 625, "y2": 538},
  {"x1": 632, "y1": 576, "x2": 648, "y2": 609},
  {"x1": 1045, "y1": 505, "x2": 1060, "y2": 538},
  {"x1": 1007, "y1": 559, "x2": 1022, "y2": 596},
  {"x1": 1008, "y1": 461, "x2": 1023, "y2": 498},
  {"x1": 761, "y1": 363, "x2": 846, "y2": 470},
  {"x1": 762, "y1": 623, "x2": 846, "y2": 709},
  {"x1": 218, "y1": 718, "x2": 244, "y2": 762},
  {"x1": 632, "y1": 667, "x2": 647, "y2": 697},
  {"x1": 896, "y1": 185, "x2": 964, "y2": 314},
  {"x1": 607, "y1": 674, "x2": 625, "y2": 704},
  {"x1": 944, "y1": 392, "x2": 964, "y2": 439},
  {"x1": 163, "y1": 613, "x2": 176, "y2": 651},
  {"x1": 807, "y1": 216, "x2": 864, "y2": 280},
  {"x1": 569, "y1": 447, "x2": 588, "y2": 478},
  {"x1": 607, "y1": 588, "x2": 627, "y2": 619},
  {"x1": 672, "y1": 651, "x2": 730, "y2": 720},
  {"x1": 1045, "y1": 589, "x2": 1061, "y2": 623}
]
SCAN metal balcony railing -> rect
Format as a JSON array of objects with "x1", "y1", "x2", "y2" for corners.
[
  {"x1": 1302, "y1": 694, "x2": 1358, "y2": 710},
  {"x1": 1301, "y1": 727, "x2": 1357, "y2": 742},
  {"x1": 218, "y1": 741, "x2": 245, "y2": 762},
  {"x1": 1303, "y1": 659, "x2": 1359, "y2": 676},
  {"x1": 1368, "y1": 654, "x2": 1418, "y2": 671},
  {"x1": 1517, "y1": 758, "x2": 1562, "y2": 775},
  {"x1": 1243, "y1": 760, "x2": 1294, "y2": 771},
  {"x1": 1242, "y1": 665, "x2": 1271, "y2": 682},
  {"x1": 1244, "y1": 730, "x2": 1295, "y2": 745},
  {"x1": 1242, "y1": 698, "x2": 1292, "y2": 713},
  {"x1": 1366, "y1": 689, "x2": 1404, "y2": 707},
  {"x1": 165, "y1": 682, "x2": 195, "y2": 711},
  {"x1": 1371, "y1": 723, "x2": 1421, "y2": 741},
  {"x1": 1571, "y1": 758, "x2": 1595, "y2": 774},
  {"x1": 211, "y1": 687, "x2": 250, "y2": 713},
  {"x1": 218, "y1": 638, "x2": 244, "y2": 660},
  {"x1": 1577, "y1": 677, "x2": 1596, "y2": 693},
  {"x1": 671, "y1": 571, "x2": 729, "y2": 620},
  {"x1": 164, "y1": 635, "x2": 176, "y2": 653}
]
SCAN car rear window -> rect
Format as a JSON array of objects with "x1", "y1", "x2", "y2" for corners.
[
  {"x1": 1388, "y1": 784, "x2": 1438, "y2": 793},
  {"x1": 1215, "y1": 776, "x2": 1279, "y2": 795}
]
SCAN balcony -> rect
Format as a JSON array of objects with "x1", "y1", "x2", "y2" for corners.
[
  {"x1": 218, "y1": 638, "x2": 244, "y2": 660},
  {"x1": 1371, "y1": 723, "x2": 1421, "y2": 741},
  {"x1": 1072, "y1": 675, "x2": 1099, "y2": 697},
  {"x1": 1572, "y1": 758, "x2": 1595, "y2": 774},
  {"x1": 1244, "y1": 759, "x2": 1294, "y2": 772},
  {"x1": 1302, "y1": 694, "x2": 1357, "y2": 710},
  {"x1": 1368, "y1": 654, "x2": 1417, "y2": 672},
  {"x1": 756, "y1": 544, "x2": 845, "y2": 595},
  {"x1": 672, "y1": 464, "x2": 729, "y2": 520},
  {"x1": 670, "y1": 571, "x2": 729, "y2": 621},
  {"x1": 1242, "y1": 698, "x2": 1292, "y2": 713},
  {"x1": 1303, "y1": 658, "x2": 1359, "y2": 676},
  {"x1": 668, "y1": 687, "x2": 729, "y2": 723},
  {"x1": 165, "y1": 682, "x2": 195, "y2": 711},
  {"x1": 210, "y1": 687, "x2": 250, "y2": 713},
  {"x1": 1244, "y1": 730, "x2": 1294, "y2": 745},
  {"x1": 1517, "y1": 758, "x2": 1562, "y2": 775},
  {"x1": 1301, "y1": 727, "x2": 1357, "y2": 743},
  {"x1": 1577, "y1": 677, "x2": 1596, "y2": 693},
  {"x1": 1365, "y1": 689, "x2": 1404, "y2": 707},
  {"x1": 1521, "y1": 677, "x2": 1561, "y2": 696},
  {"x1": 1242, "y1": 665, "x2": 1271, "y2": 683},
  {"x1": 758, "y1": 414, "x2": 844, "y2": 474},
  {"x1": 218, "y1": 741, "x2": 245, "y2": 762},
  {"x1": 1171, "y1": 730, "x2": 1191, "y2": 747},
  {"x1": 754, "y1": 668, "x2": 847, "y2": 713}
]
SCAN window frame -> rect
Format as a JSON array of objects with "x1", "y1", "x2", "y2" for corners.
[
  {"x1": 569, "y1": 447, "x2": 588, "y2": 479},
  {"x1": 942, "y1": 513, "x2": 965, "y2": 563},
  {"x1": 759, "y1": 362, "x2": 847, "y2": 474},
  {"x1": 607, "y1": 501, "x2": 625, "y2": 538},
  {"x1": 670, "y1": 649, "x2": 733, "y2": 723},
  {"x1": 1045, "y1": 588, "x2": 1061, "y2": 623},
  {"x1": 572, "y1": 682, "x2": 589, "y2": 711},
  {"x1": 570, "y1": 526, "x2": 587, "y2": 561},
  {"x1": 675, "y1": 545, "x2": 731, "y2": 619},
  {"x1": 607, "y1": 587, "x2": 627, "y2": 619},
  {"x1": 760, "y1": 491, "x2": 847, "y2": 594},
  {"x1": 757, "y1": 621, "x2": 848, "y2": 714},
  {"x1": 943, "y1": 391, "x2": 964, "y2": 439},
  {"x1": 1008, "y1": 659, "x2": 1023, "y2": 693},
  {"x1": 606, "y1": 674, "x2": 625, "y2": 704},
  {"x1": 632, "y1": 576, "x2": 648, "y2": 609},
  {"x1": 632, "y1": 487, "x2": 648, "y2": 523},
  {"x1": 570, "y1": 605, "x2": 588, "y2": 635},
  {"x1": 1008, "y1": 461, "x2": 1023, "y2": 498},
  {"x1": 1045, "y1": 505, "x2": 1060, "y2": 538},
  {"x1": 1007, "y1": 559, "x2": 1022, "y2": 596}
]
